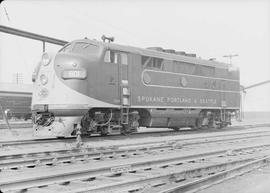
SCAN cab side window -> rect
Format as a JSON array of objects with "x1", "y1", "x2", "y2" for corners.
[
  {"x1": 153, "y1": 58, "x2": 162, "y2": 68},
  {"x1": 104, "y1": 50, "x2": 128, "y2": 65},
  {"x1": 59, "y1": 44, "x2": 72, "y2": 53},
  {"x1": 142, "y1": 56, "x2": 163, "y2": 69},
  {"x1": 104, "y1": 50, "x2": 117, "y2": 63}
]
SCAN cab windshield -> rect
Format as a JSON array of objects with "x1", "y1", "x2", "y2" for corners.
[{"x1": 59, "y1": 42, "x2": 100, "y2": 55}]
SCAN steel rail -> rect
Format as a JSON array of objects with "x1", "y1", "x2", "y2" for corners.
[
  {"x1": 61, "y1": 155, "x2": 270, "y2": 193},
  {"x1": 0, "y1": 143, "x2": 176, "y2": 169},
  {"x1": 0, "y1": 122, "x2": 32, "y2": 129},
  {"x1": 0, "y1": 143, "x2": 270, "y2": 192},
  {"x1": 1, "y1": 123, "x2": 270, "y2": 147},
  {"x1": 1, "y1": 129, "x2": 270, "y2": 169},
  {"x1": 159, "y1": 155, "x2": 270, "y2": 193},
  {"x1": 0, "y1": 136, "x2": 75, "y2": 147},
  {"x1": 1, "y1": 129, "x2": 270, "y2": 162}
]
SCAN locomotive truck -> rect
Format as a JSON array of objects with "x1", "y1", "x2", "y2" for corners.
[{"x1": 31, "y1": 36, "x2": 240, "y2": 137}]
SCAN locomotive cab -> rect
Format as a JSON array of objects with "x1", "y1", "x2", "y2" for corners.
[{"x1": 31, "y1": 40, "x2": 109, "y2": 137}]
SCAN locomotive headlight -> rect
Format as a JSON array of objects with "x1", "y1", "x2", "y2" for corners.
[
  {"x1": 38, "y1": 88, "x2": 49, "y2": 98},
  {"x1": 40, "y1": 74, "x2": 48, "y2": 85},
  {"x1": 41, "y1": 52, "x2": 51, "y2": 66}
]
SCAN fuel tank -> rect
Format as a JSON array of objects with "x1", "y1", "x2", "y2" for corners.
[{"x1": 139, "y1": 109, "x2": 201, "y2": 128}]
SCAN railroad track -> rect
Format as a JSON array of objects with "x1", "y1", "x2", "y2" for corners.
[
  {"x1": 79, "y1": 155, "x2": 270, "y2": 193},
  {"x1": 1, "y1": 140, "x2": 270, "y2": 192},
  {"x1": 2, "y1": 127, "x2": 270, "y2": 170},
  {"x1": 1, "y1": 122, "x2": 270, "y2": 147},
  {"x1": 1, "y1": 124, "x2": 270, "y2": 192},
  {"x1": 156, "y1": 156, "x2": 270, "y2": 193},
  {"x1": 2, "y1": 129, "x2": 270, "y2": 171},
  {"x1": 0, "y1": 122, "x2": 32, "y2": 129}
]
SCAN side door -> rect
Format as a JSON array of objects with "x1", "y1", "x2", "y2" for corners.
[
  {"x1": 117, "y1": 52, "x2": 130, "y2": 107},
  {"x1": 220, "y1": 80, "x2": 226, "y2": 107},
  {"x1": 220, "y1": 80, "x2": 227, "y2": 121},
  {"x1": 101, "y1": 50, "x2": 120, "y2": 105}
]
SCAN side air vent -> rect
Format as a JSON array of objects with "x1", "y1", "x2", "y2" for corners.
[
  {"x1": 147, "y1": 47, "x2": 196, "y2": 57},
  {"x1": 175, "y1": 51, "x2": 186, "y2": 56},
  {"x1": 163, "y1": 49, "x2": 175, "y2": 54},
  {"x1": 185, "y1": 53, "x2": 196, "y2": 57},
  {"x1": 147, "y1": 47, "x2": 164, "y2": 52},
  {"x1": 176, "y1": 51, "x2": 196, "y2": 57}
]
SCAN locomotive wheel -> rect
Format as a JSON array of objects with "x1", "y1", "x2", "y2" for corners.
[
  {"x1": 120, "y1": 125, "x2": 132, "y2": 136},
  {"x1": 171, "y1": 127, "x2": 180, "y2": 131},
  {"x1": 189, "y1": 125, "x2": 197, "y2": 130},
  {"x1": 219, "y1": 122, "x2": 228, "y2": 129},
  {"x1": 100, "y1": 126, "x2": 109, "y2": 136},
  {"x1": 194, "y1": 118, "x2": 203, "y2": 129}
]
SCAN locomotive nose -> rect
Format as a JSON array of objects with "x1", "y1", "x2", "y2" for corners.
[
  {"x1": 54, "y1": 53, "x2": 96, "y2": 96},
  {"x1": 54, "y1": 53, "x2": 92, "y2": 76}
]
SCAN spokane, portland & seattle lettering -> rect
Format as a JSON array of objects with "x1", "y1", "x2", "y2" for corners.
[{"x1": 137, "y1": 96, "x2": 216, "y2": 105}]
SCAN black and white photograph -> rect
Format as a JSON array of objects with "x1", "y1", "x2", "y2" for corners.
[{"x1": 0, "y1": 0, "x2": 270, "y2": 192}]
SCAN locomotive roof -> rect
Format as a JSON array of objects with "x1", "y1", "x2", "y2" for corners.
[{"x1": 73, "y1": 39, "x2": 234, "y2": 69}]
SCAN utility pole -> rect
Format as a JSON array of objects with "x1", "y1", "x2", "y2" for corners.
[
  {"x1": 13, "y1": 73, "x2": 23, "y2": 84},
  {"x1": 223, "y1": 54, "x2": 239, "y2": 65}
]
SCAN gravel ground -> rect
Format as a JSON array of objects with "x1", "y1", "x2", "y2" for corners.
[{"x1": 197, "y1": 163, "x2": 270, "y2": 193}]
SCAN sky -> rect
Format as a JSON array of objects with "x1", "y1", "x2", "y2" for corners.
[{"x1": 0, "y1": 0, "x2": 270, "y2": 111}]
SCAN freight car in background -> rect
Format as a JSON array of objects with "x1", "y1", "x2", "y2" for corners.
[
  {"x1": 0, "y1": 83, "x2": 32, "y2": 120},
  {"x1": 31, "y1": 36, "x2": 241, "y2": 137}
]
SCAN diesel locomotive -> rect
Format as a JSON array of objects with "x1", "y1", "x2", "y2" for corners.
[{"x1": 31, "y1": 36, "x2": 241, "y2": 137}]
